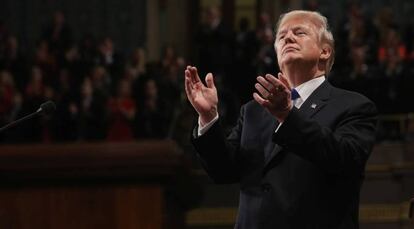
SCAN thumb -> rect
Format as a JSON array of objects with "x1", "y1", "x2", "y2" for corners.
[{"x1": 205, "y1": 73, "x2": 216, "y2": 89}]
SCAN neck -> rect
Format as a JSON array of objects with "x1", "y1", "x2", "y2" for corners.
[{"x1": 281, "y1": 62, "x2": 325, "y2": 88}]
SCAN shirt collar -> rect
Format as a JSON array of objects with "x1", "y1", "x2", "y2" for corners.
[{"x1": 294, "y1": 76, "x2": 325, "y2": 102}]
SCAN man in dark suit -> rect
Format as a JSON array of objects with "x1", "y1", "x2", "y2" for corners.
[{"x1": 184, "y1": 10, "x2": 377, "y2": 228}]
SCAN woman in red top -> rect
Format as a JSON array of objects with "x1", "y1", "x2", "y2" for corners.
[{"x1": 106, "y1": 78, "x2": 136, "y2": 141}]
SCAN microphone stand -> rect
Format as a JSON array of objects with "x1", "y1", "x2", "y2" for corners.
[
  {"x1": 0, "y1": 109, "x2": 42, "y2": 133},
  {"x1": 0, "y1": 101, "x2": 55, "y2": 133}
]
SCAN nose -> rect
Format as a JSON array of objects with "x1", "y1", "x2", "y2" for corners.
[{"x1": 284, "y1": 30, "x2": 295, "y2": 43}]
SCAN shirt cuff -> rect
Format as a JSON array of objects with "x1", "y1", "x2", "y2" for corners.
[
  {"x1": 197, "y1": 113, "x2": 219, "y2": 136},
  {"x1": 274, "y1": 122, "x2": 283, "y2": 133}
]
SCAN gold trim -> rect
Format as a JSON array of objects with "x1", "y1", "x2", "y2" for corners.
[
  {"x1": 186, "y1": 203, "x2": 413, "y2": 226},
  {"x1": 186, "y1": 207, "x2": 236, "y2": 226},
  {"x1": 359, "y1": 202, "x2": 411, "y2": 223},
  {"x1": 366, "y1": 162, "x2": 414, "y2": 173},
  {"x1": 192, "y1": 162, "x2": 414, "y2": 176}
]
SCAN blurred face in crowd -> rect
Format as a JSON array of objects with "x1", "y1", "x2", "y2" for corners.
[
  {"x1": 131, "y1": 48, "x2": 142, "y2": 64},
  {"x1": 53, "y1": 11, "x2": 65, "y2": 26},
  {"x1": 263, "y1": 28, "x2": 274, "y2": 44},
  {"x1": 118, "y1": 79, "x2": 132, "y2": 98},
  {"x1": 81, "y1": 78, "x2": 93, "y2": 97},
  {"x1": 164, "y1": 46, "x2": 175, "y2": 59},
  {"x1": 7, "y1": 36, "x2": 18, "y2": 52},
  {"x1": 36, "y1": 40, "x2": 50, "y2": 61},
  {"x1": 100, "y1": 37, "x2": 114, "y2": 54},
  {"x1": 275, "y1": 16, "x2": 324, "y2": 71},
  {"x1": 0, "y1": 71, "x2": 14, "y2": 86},
  {"x1": 31, "y1": 66, "x2": 43, "y2": 83},
  {"x1": 205, "y1": 7, "x2": 220, "y2": 27},
  {"x1": 91, "y1": 66, "x2": 106, "y2": 82},
  {"x1": 259, "y1": 12, "x2": 270, "y2": 27},
  {"x1": 144, "y1": 79, "x2": 158, "y2": 99},
  {"x1": 65, "y1": 46, "x2": 79, "y2": 61}
]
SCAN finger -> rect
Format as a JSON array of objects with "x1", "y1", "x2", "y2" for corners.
[
  {"x1": 189, "y1": 66, "x2": 202, "y2": 84},
  {"x1": 265, "y1": 74, "x2": 287, "y2": 92},
  {"x1": 255, "y1": 83, "x2": 271, "y2": 99},
  {"x1": 277, "y1": 72, "x2": 282, "y2": 78},
  {"x1": 186, "y1": 65, "x2": 193, "y2": 79},
  {"x1": 253, "y1": 92, "x2": 272, "y2": 107},
  {"x1": 184, "y1": 69, "x2": 193, "y2": 89},
  {"x1": 278, "y1": 73, "x2": 291, "y2": 90},
  {"x1": 253, "y1": 92, "x2": 266, "y2": 105},
  {"x1": 184, "y1": 75, "x2": 194, "y2": 99},
  {"x1": 205, "y1": 73, "x2": 216, "y2": 89},
  {"x1": 256, "y1": 76, "x2": 273, "y2": 92}
]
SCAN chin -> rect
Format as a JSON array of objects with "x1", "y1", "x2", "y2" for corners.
[{"x1": 281, "y1": 56, "x2": 301, "y2": 65}]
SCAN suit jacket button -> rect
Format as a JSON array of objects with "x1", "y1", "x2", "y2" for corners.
[{"x1": 261, "y1": 183, "x2": 271, "y2": 192}]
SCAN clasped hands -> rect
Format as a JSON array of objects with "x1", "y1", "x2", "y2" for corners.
[
  {"x1": 184, "y1": 65, "x2": 293, "y2": 125},
  {"x1": 253, "y1": 73, "x2": 293, "y2": 122}
]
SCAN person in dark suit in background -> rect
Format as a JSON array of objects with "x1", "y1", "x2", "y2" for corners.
[{"x1": 184, "y1": 10, "x2": 378, "y2": 229}]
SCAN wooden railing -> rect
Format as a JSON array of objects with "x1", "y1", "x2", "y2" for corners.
[
  {"x1": 0, "y1": 140, "x2": 412, "y2": 228},
  {"x1": 0, "y1": 140, "x2": 193, "y2": 229}
]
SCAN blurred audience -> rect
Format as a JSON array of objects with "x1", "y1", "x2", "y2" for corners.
[
  {"x1": 78, "y1": 77, "x2": 108, "y2": 141},
  {"x1": 134, "y1": 78, "x2": 168, "y2": 139},
  {"x1": 107, "y1": 78, "x2": 136, "y2": 141},
  {"x1": 195, "y1": 6, "x2": 233, "y2": 88},
  {"x1": 41, "y1": 10, "x2": 74, "y2": 57},
  {"x1": 0, "y1": 6, "x2": 413, "y2": 144}
]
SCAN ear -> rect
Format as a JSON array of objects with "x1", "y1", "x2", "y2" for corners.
[{"x1": 320, "y1": 44, "x2": 332, "y2": 61}]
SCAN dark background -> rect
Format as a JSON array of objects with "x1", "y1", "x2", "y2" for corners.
[{"x1": 0, "y1": 0, "x2": 413, "y2": 228}]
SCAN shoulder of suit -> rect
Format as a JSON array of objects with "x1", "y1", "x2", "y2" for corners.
[{"x1": 329, "y1": 84, "x2": 374, "y2": 105}]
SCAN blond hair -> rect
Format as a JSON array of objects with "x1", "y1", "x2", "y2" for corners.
[{"x1": 276, "y1": 10, "x2": 335, "y2": 75}]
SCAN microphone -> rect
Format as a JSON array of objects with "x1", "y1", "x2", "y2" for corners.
[
  {"x1": 37, "y1": 101, "x2": 56, "y2": 115},
  {"x1": 0, "y1": 101, "x2": 56, "y2": 133}
]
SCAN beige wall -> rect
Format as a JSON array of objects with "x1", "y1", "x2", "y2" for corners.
[
  {"x1": 146, "y1": 0, "x2": 161, "y2": 62},
  {"x1": 165, "y1": 0, "x2": 189, "y2": 58},
  {"x1": 146, "y1": 0, "x2": 189, "y2": 62}
]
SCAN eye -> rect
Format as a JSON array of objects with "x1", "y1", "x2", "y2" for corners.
[{"x1": 296, "y1": 30, "x2": 306, "y2": 35}]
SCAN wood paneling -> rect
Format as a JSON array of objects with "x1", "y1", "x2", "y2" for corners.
[
  {"x1": 0, "y1": 185, "x2": 163, "y2": 229},
  {"x1": 0, "y1": 141, "x2": 189, "y2": 229}
]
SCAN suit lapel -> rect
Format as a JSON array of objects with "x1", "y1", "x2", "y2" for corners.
[
  {"x1": 263, "y1": 81, "x2": 332, "y2": 170},
  {"x1": 298, "y1": 80, "x2": 331, "y2": 118}
]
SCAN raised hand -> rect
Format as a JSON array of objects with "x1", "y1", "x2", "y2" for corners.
[
  {"x1": 253, "y1": 72, "x2": 293, "y2": 122},
  {"x1": 184, "y1": 65, "x2": 218, "y2": 126}
]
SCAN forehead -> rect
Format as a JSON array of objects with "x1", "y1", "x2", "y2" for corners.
[{"x1": 277, "y1": 15, "x2": 317, "y2": 33}]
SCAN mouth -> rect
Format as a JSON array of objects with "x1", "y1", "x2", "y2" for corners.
[{"x1": 282, "y1": 47, "x2": 299, "y2": 54}]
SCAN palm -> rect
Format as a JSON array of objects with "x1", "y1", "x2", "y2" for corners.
[
  {"x1": 190, "y1": 81, "x2": 218, "y2": 114},
  {"x1": 184, "y1": 66, "x2": 218, "y2": 122}
]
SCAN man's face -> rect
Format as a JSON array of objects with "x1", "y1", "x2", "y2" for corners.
[{"x1": 275, "y1": 16, "x2": 323, "y2": 70}]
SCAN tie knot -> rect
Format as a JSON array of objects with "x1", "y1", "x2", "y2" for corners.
[{"x1": 291, "y1": 89, "x2": 300, "y2": 100}]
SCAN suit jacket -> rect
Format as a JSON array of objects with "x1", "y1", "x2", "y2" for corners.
[{"x1": 191, "y1": 81, "x2": 378, "y2": 229}]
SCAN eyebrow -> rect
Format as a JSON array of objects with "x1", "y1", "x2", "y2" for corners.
[{"x1": 277, "y1": 25, "x2": 309, "y2": 36}]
